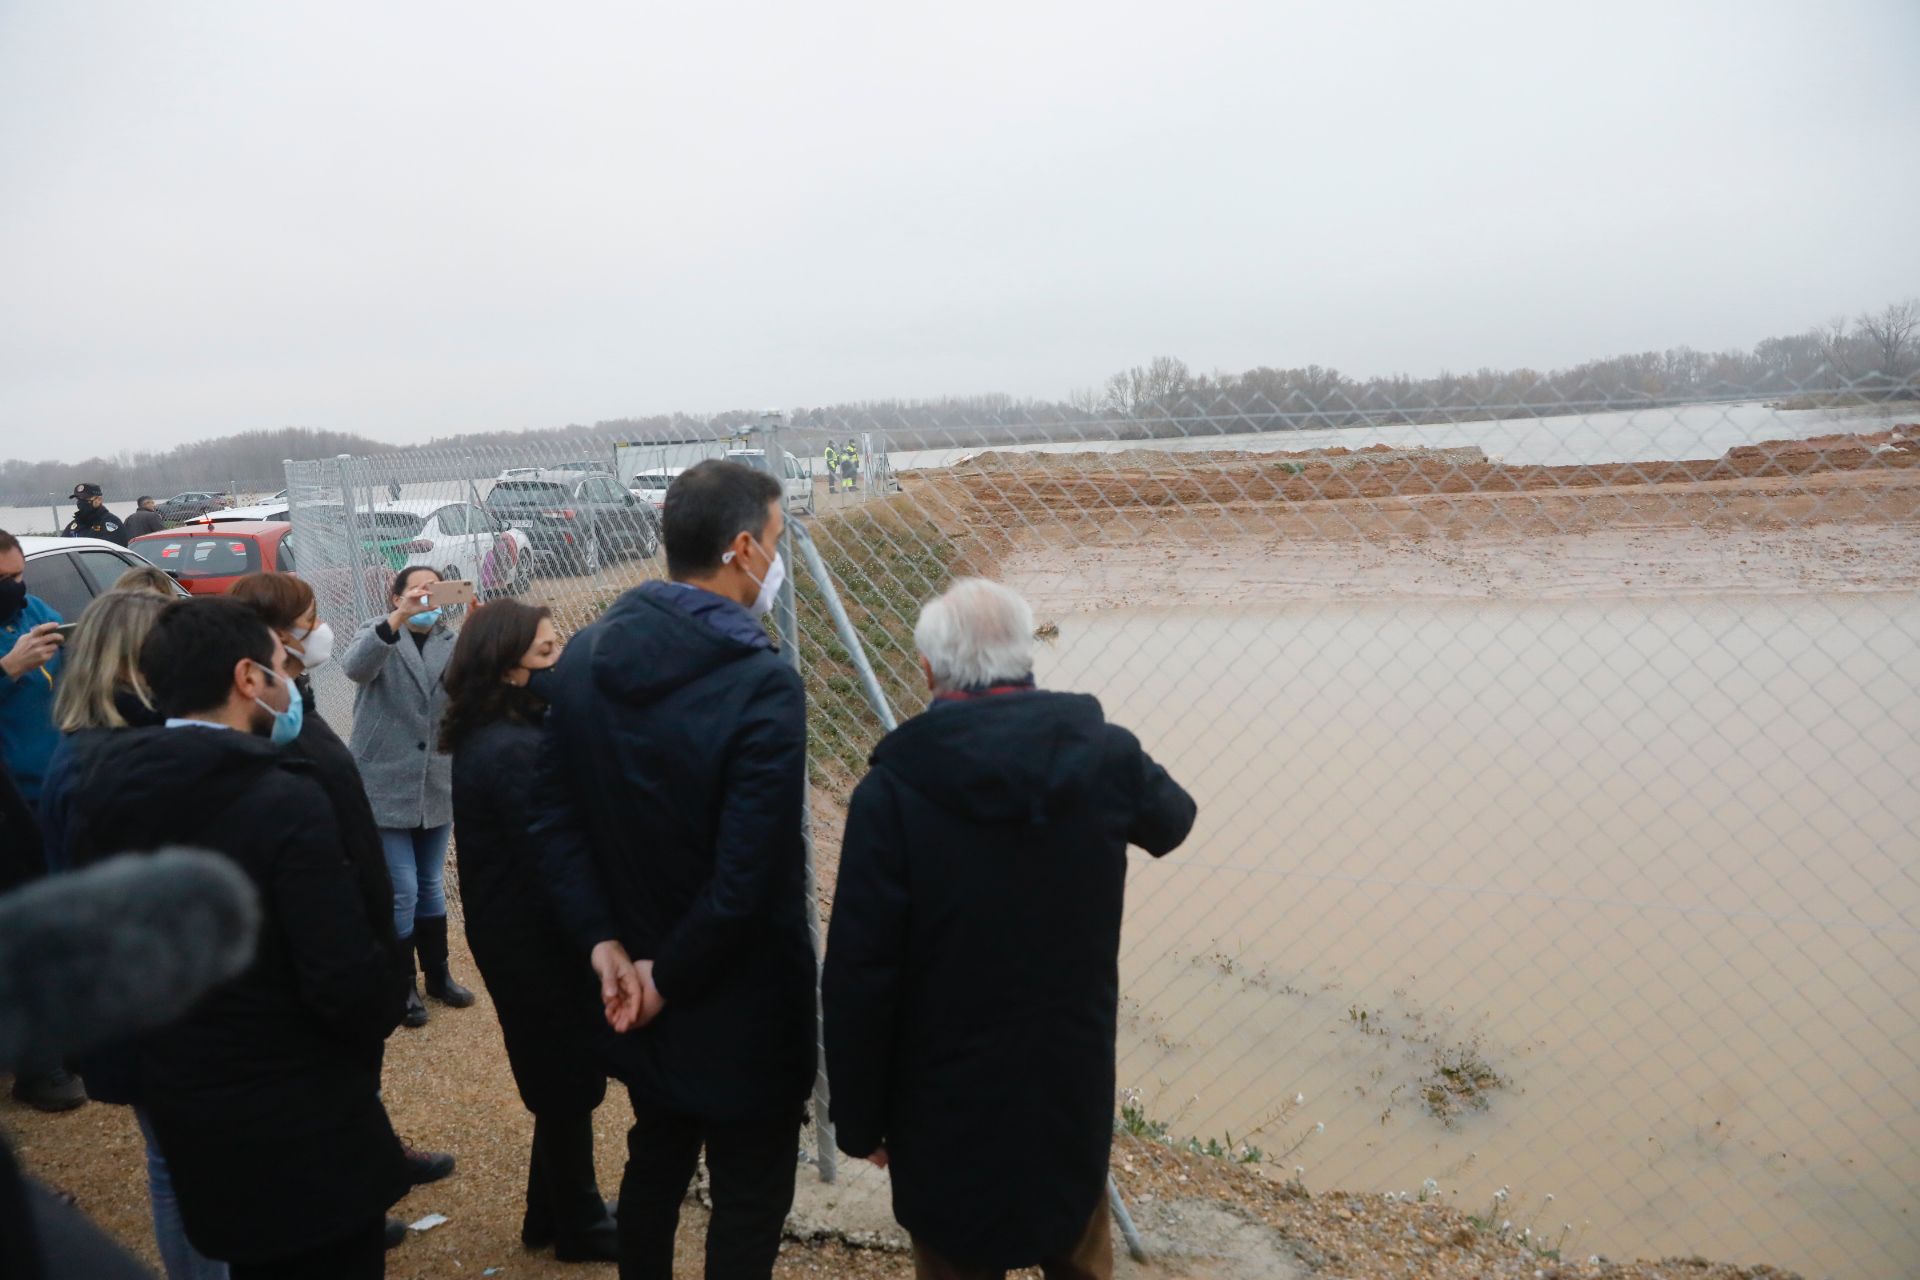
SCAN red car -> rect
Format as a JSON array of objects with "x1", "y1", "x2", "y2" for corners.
[{"x1": 130, "y1": 521, "x2": 298, "y2": 595}]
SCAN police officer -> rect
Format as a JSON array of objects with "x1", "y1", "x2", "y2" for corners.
[{"x1": 61, "y1": 484, "x2": 127, "y2": 546}]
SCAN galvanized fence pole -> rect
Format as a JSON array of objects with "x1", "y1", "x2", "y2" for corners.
[
  {"x1": 766, "y1": 417, "x2": 840, "y2": 1184},
  {"x1": 336, "y1": 454, "x2": 372, "y2": 623}
]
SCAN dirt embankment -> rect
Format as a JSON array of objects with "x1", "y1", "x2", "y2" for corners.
[{"x1": 911, "y1": 427, "x2": 1920, "y2": 606}]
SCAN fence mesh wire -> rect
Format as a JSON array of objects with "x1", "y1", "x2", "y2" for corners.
[{"x1": 285, "y1": 387, "x2": 1918, "y2": 1278}]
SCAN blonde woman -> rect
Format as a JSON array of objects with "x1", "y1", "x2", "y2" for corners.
[
  {"x1": 34, "y1": 589, "x2": 228, "y2": 1280},
  {"x1": 114, "y1": 564, "x2": 181, "y2": 596},
  {"x1": 40, "y1": 589, "x2": 169, "y2": 866}
]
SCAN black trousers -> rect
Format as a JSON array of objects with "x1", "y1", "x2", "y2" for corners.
[
  {"x1": 525, "y1": 1109, "x2": 609, "y2": 1243},
  {"x1": 228, "y1": 1216, "x2": 386, "y2": 1280},
  {"x1": 617, "y1": 1090, "x2": 800, "y2": 1280}
]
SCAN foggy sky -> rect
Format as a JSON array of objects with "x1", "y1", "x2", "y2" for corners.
[{"x1": 2, "y1": 0, "x2": 1916, "y2": 460}]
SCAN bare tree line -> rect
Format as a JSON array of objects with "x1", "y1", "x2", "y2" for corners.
[{"x1": 4, "y1": 299, "x2": 1914, "y2": 503}]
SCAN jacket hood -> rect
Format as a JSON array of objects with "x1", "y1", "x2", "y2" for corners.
[
  {"x1": 589, "y1": 581, "x2": 772, "y2": 706},
  {"x1": 872, "y1": 690, "x2": 1109, "y2": 824},
  {"x1": 81, "y1": 725, "x2": 282, "y2": 850}
]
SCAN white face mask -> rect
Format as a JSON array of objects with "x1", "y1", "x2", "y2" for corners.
[
  {"x1": 723, "y1": 540, "x2": 785, "y2": 620},
  {"x1": 289, "y1": 620, "x2": 335, "y2": 669}
]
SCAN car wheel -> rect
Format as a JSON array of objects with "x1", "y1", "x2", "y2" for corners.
[{"x1": 512, "y1": 555, "x2": 533, "y2": 595}]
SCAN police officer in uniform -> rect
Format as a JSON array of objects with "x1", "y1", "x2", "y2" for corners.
[{"x1": 61, "y1": 484, "x2": 127, "y2": 546}]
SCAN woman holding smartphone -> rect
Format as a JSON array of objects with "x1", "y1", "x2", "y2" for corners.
[{"x1": 340, "y1": 565, "x2": 475, "y2": 1027}]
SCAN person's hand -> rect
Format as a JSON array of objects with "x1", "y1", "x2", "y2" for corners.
[
  {"x1": 2, "y1": 623, "x2": 63, "y2": 679},
  {"x1": 387, "y1": 594, "x2": 437, "y2": 633},
  {"x1": 633, "y1": 958, "x2": 667, "y2": 1028},
  {"x1": 865, "y1": 1147, "x2": 889, "y2": 1169},
  {"x1": 590, "y1": 940, "x2": 644, "y2": 1032}
]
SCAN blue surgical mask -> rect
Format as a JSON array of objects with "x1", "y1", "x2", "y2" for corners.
[
  {"x1": 407, "y1": 608, "x2": 443, "y2": 630},
  {"x1": 252, "y1": 665, "x2": 304, "y2": 746}
]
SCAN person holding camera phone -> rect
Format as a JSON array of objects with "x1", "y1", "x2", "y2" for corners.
[{"x1": 341, "y1": 566, "x2": 476, "y2": 1030}]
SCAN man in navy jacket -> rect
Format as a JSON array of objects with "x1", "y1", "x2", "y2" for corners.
[{"x1": 532, "y1": 460, "x2": 814, "y2": 1280}]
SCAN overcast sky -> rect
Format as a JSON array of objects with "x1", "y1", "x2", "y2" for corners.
[{"x1": 2, "y1": 0, "x2": 1916, "y2": 459}]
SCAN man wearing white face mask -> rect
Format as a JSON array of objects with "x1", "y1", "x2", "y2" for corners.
[{"x1": 531, "y1": 459, "x2": 813, "y2": 1280}]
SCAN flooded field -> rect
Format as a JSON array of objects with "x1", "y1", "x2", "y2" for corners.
[{"x1": 1030, "y1": 597, "x2": 1919, "y2": 1279}]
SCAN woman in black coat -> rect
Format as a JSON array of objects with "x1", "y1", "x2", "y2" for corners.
[
  {"x1": 443, "y1": 599, "x2": 617, "y2": 1263},
  {"x1": 230, "y1": 573, "x2": 456, "y2": 1198}
]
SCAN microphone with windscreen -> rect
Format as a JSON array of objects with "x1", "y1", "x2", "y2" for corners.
[{"x1": 0, "y1": 848, "x2": 260, "y2": 1072}]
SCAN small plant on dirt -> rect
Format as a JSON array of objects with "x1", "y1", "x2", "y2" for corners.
[
  {"x1": 1116, "y1": 1088, "x2": 1307, "y2": 1168},
  {"x1": 1465, "y1": 1186, "x2": 1571, "y2": 1261},
  {"x1": 1116, "y1": 1090, "x2": 1172, "y2": 1143},
  {"x1": 1421, "y1": 1042, "x2": 1503, "y2": 1124}
]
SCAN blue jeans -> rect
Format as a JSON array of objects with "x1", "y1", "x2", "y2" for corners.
[
  {"x1": 136, "y1": 1107, "x2": 229, "y2": 1280},
  {"x1": 381, "y1": 823, "x2": 451, "y2": 938}
]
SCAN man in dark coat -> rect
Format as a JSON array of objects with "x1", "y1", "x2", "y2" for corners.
[
  {"x1": 532, "y1": 459, "x2": 814, "y2": 1280},
  {"x1": 66, "y1": 598, "x2": 411, "y2": 1279},
  {"x1": 823, "y1": 578, "x2": 1197, "y2": 1279},
  {"x1": 122, "y1": 496, "x2": 166, "y2": 540}
]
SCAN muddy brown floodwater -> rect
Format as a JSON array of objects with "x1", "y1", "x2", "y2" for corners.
[{"x1": 1023, "y1": 595, "x2": 1919, "y2": 1280}]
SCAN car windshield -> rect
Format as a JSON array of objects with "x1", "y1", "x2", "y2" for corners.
[
  {"x1": 633, "y1": 474, "x2": 672, "y2": 490},
  {"x1": 490, "y1": 481, "x2": 570, "y2": 504},
  {"x1": 136, "y1": 535, "x2": 261, "y2": 578}
]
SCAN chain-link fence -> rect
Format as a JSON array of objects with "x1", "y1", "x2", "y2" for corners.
[{"x1": 286, "y1": 387, "x2": 1918, "y2": 1278}]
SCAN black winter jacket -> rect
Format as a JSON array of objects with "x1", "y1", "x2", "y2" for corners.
[
  {"x1": 531, "y1": 580, "x2": 816, "y2": 1120},
  {"x1": 290, "y1": 682, "x2": 407, "y2": 992},
  {"x1": 822, "y1": 690, "x2": 1196, "y2": 1268},
  {"x1": 0, "y1": 762, "x2": 42, "y2": 895},
  {"x1": 453, "y1": 716, "x2": 608, "y2": 1116},
  {"x1": 66, "y1": 724, "x2": 410, "y2": 1265}
]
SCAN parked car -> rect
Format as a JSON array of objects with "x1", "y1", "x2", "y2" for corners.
[
  {"x1": 19, "y1": 535, "x2": 187, "y2": 619},
  {"x1": 130, "y1": 522, "x2": 298, "y2": 595},
  {"x1": 484, "y1": 473, "x2": 658, "y2": 574},
  {"x1": 627, "y1": 468, "x2": 683, "y2": 513},
  {"x1": 155, "y1": 491, "x2": 228, "y2": 521},
  {"x1": 205, "y1": 502, "x2": 290, "y2": 523},
  {"x1": 359, "y1": 500, "x2": 534, "y2": 599}
]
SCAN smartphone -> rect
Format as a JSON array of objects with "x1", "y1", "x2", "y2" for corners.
[
  {"x1": 424, "y1": 579, "x2": 476, "y2": 609},
  {"x1": 52, "y1": 623, "x2": 79, "y2": 641}
]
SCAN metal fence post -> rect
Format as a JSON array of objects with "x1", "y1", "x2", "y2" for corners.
[
  {"x1": 764, "y1": 416, "x2": 840, "y2": 1184},
  {"x1": 337, "y1": 454, "x2": 372, "y2": 623},
  {"x1": 47, "y1": 493, "x2": 60, "y2": 535}
]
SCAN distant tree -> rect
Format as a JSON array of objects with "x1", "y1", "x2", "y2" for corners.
[{"x1": 1854, "y1": 300, "x2": 1919, "y2": 380}]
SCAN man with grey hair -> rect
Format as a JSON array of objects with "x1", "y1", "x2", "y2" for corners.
[{"x1": 823, "y1": 577, "x2": 1196, "y2": 1279}]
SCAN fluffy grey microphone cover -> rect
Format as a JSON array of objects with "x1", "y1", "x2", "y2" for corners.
[{"x1": 0, "y1": 848, "x2": 261, "y2": 1071}]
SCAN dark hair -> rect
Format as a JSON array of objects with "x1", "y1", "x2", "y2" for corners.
[
  {"x1": 663, "y1": 460, "x2": 781, "y2": 578},
  {"x1": 137, "y1": 495, "x2": 154, "y2": 506},
  {"x1": 440, "y1": 600, "x2": 551, "y2": 752},
  {"x1": 0, "y1": 530, "x2": 19, "y2": 557},
  {"x1": 390, "y1": 565, "x2": 441, "y2": 600},
  {"x1": 139, "y1": 599, "x2": 276, "y2": 719},
  {"x1": 229, "y1": 572, "x2": 316, "y2": 632}
]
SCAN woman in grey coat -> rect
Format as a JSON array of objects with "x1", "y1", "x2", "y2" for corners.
[{"x1": 340, "y1": 566, "x2": 476, "y2": 1028}]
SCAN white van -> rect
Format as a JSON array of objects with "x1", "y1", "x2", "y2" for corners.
[{"x1": 724, "y1": 449, "x2": 814, "y2": 515}]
